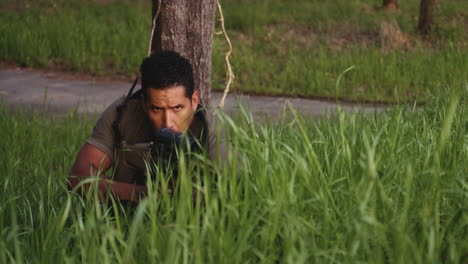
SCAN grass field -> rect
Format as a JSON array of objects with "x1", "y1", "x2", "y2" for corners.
[
  {"x1": 1, "y1": 1, "x2": 467, "y2": 262},
  {"x1": 1, "y1": 92, "x2": 467, "y2": 263},
  {"x1": 1, "y1": 0, "x2": 467, "y2": 102}
]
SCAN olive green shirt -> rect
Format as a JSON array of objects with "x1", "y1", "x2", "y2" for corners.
[{"x1": 86, "y1": 96, "x2": 220, "y2": 184}]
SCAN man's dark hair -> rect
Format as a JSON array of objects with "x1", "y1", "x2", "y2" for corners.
[{"x1": 140, "y1": 50, "x2": 195, "y2": 99}]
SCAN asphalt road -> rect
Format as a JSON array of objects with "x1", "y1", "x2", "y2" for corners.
[{"x1": 0, "y1": 68, "x2": 385, "y2": 121}]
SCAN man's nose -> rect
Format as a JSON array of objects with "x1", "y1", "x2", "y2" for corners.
[{"x1": 163, "y1": 111, "x2": 175, "y2": 129}]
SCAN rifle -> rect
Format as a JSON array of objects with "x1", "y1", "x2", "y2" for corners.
[{"x1": 119, "y1": 128, "x2": 198, "y2": 178}]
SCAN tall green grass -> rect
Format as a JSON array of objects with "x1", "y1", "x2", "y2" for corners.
[
  {"x1": 1, "y1": 0, "x2": 467, "y2": 102},
  {"x1": 1, "y1": 93, "x2": 467, "y2": 263}
]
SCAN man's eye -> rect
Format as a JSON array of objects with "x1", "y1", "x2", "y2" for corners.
[
  {"x1": 152, "y1": 106, "x2": 162, "y2": 111},
  {"x1": 174, "y1": 105, "x2": 182, "y2": 110}
]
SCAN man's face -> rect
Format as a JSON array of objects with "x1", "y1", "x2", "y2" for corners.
[{"x1": 142, "y1": 85, "x2": 199, "y2": 133}]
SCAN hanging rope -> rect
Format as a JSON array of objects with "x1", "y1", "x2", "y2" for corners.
[
  {"x1": 148, "y1": 0, "x2": 162, "y2": 57},
  {"x1": 215, "y1": 0, "x2": 234, "y2": 109}
]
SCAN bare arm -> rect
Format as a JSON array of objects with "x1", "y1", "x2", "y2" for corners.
[{"x1": 68, "y1": 143, "x2": 147, "y2": 202}]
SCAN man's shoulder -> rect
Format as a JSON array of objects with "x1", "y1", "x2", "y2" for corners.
[
  {"x1": 118, "y1": 97, "x2": 151, "y2": 143},
  {"x1": 100, "y1": 96, "x2": 142, "y2": 120},
  {"x1": 86, "y1": 96, "x2": 147, "y2": 159},
  {"x1": 98, "y1": 97, "x2": 125, "y2": 120},
  {"x1": 85, "y1": 97, "x2": 125, "y2": 161},
  {"x1": 98, "y1": 96, "x2": 144, "y2": 125}
]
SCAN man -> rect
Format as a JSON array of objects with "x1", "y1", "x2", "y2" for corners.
[{"x1": 69, "y1": 51, "x2": 218, "y2": 202}]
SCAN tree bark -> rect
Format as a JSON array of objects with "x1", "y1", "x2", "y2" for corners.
[
  {"x1": 418, "y1": 0, "x2": 439, "y2": 35},
  {"x1": 383, "y1": 0, "x2": 399, "y2": 12},
  {"x1": 151, "y1": 0, "x2": 216, "y2": 107}
]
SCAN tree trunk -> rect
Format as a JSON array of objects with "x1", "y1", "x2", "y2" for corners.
[
  {"x1": 418, "y1": 0, "x2": 439, "y2": 35},
  {"x1": 383, "y1": 0, "x2": 399, "y2": 12},
  {"x1": 151, "y1": 0, "x2": 216, "y2": 107}
]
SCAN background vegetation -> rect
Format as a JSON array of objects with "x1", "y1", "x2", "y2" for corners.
[
  {"x1": 0, "y1": 0, "x2": 467, "y2": 102},
  {"x1": 1, "y1": 94, "x2": 467, "y2": 263}
]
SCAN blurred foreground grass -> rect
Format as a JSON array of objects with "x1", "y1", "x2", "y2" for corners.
[
  {"x1": 1, "y1": 92, "x2": 467, "y2": 263},
  {"x1": 0, "y1": 0, "x2": 467, "y2": 102}
]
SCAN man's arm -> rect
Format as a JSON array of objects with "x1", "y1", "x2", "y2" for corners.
[{"x1": 68, "y1": 143, "x2": 147, "y2": 202}]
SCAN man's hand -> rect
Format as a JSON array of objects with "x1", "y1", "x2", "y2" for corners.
[{"x1": 69, "y1": 143, "x2": 147, "y2": 202}]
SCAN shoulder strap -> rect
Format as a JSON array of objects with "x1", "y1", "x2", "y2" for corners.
[
  {"x1": 125, "y1": 77, "x2": 139, "y2": 102},
  {"x1": 113, "y1": 76, "x2": 140, "y2": 149}
]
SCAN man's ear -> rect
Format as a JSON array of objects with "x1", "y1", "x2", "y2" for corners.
[{"x1": 191, "y1": 90, "x2": 200, "y2": 111}]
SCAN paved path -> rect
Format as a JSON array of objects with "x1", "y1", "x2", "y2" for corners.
[{"x1": 0, "y1": 68, "x2": 385, "y2": 120}]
